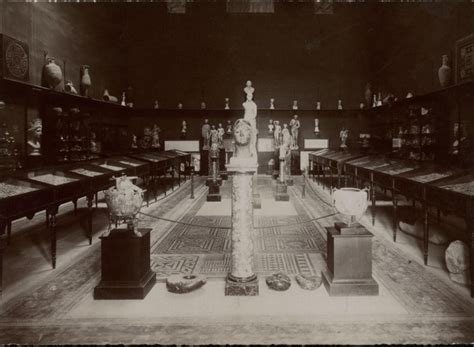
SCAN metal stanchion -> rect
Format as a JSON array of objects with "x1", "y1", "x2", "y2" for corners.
[{"x1": 190, "y1": 170, "x2": 195, "y2": 199}]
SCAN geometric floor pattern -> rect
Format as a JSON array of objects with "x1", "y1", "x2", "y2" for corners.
[{"x1": 151, "y1": 180, "x2": 328, "y2": 280}]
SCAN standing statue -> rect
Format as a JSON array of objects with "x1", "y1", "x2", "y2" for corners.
[
  {"x1": 225, "y1": 98, "x2": 230, "y2": 110},
  {"x1": 242, "y1": 81, "x2": 258, "y2": 161},
  {"x1": 289, "y1": 114, "x2": 300, "y2": 149},
  {"x1": 151, "y1": 124, "x2": 161, "y2": 148},
  {"x1": 210, "y1": 124, "x2": 219, "y2": 146},
  {"x1": 226, "y1": 120, "x2": 233, "y2": 135},
  {"x1": 281, "y1": 123, "x2": 291, "y2": 150},
  {"x1": 202, "y1": 119, "x2": 211, "y2": 150},
  {"x1": 217, "y1": 123, "x2": 225, "y2": 148},
  {"x1": 270, "y1": 98, "x2": 275, "y2": 110},
  {"x1": 340, "y1": 127, "x2": 349, "y2": 148},
  {"x1": 268, "y1": 119, "x2": 274, "y2": 135},
  {"x1": 273, "y1": 120, "x2": 282, "y2": 148},
  {"x1": 180, "y1": 120, "x2": 187, "y2": 139},
  {"x1": 280, "y1": 123, "x2": 292, "y2": 179}
]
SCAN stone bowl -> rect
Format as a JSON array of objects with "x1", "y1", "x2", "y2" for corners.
[{"x1": 332, "y1": 187, "x2": 368, "y2": 217}]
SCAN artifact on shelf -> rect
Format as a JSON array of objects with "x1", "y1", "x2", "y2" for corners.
[
  {"x1": 27, "y1": 118, "x2": 42, "y2": 156},
  {"x1": 270, "y1": 98, "x2": 275, "y2": 110},
  {"x1": 372, "y1": 94, "x2": 377, "y2": 107},
  {"x1": 243, "y1": 80, "x2": 255, "y2": 96},
  {"x1": 121, "y1": 92, "x2": 126, "y2": 106},
  {"x1": 314, "y1": 118, "x2": 320, "y2": 136},
  {"x1": 178, "y1": 103, "x2": 183, "y2": 109},
  {"x1": 226, "y1": 119, "x2": 233, "y2": 135},
  {"x1": 200, "y1": 101, "x2": 206, "y2": 109},
  {"x1": 80, "y1": 65, "x2": 92, "y2": 97},
  {"x1": 438, "y1": 54, "x2": 452, "y2": 88},
  {"x1": 316, "y1": 101, "x2": 321, "y2": 110},
  {"x1": 295, "y1": 273, "x2": 322, "y2": 290},
  {"x1": 268, "y1": 119, "x2": 274, "y2": 135},
  {"x1": 90, "y1": 132, "x2": 100, "y2": 153},
  {"x1": 41, "y1": 57, "x2": 63, "y2": 91},
  {"x1": 103, "y1": 175, "x2": 144, "y2": 237},
  {"x1": 103, "y1": 89, "x2": 118, "y2": 102},
  {"x1": 339, "y1": 127, "x2": 348, "y2": 148},
  {"x1": 359, "y1": 103, "x2": 365, "y2": 109},
  {"x1": 292, "y1": 100, "x2": 298, "y2": 110},
  {"x1": 180, "y1": 120, "x2": 187, "y2": 139},
  {"x1": 154, "y1": 100, "x2": 159, "y2": 109},
  {"x1": 65, "y1": 80, "x2": 78, "y2": 94},
  {"x1": 224, "y1": 97, "x2": 230, "y2": 110},
  {"x1": 266, "y1": 272, "x2": 291, "y2": 291},
  {"x1": 289, "y1": 114, "x2": 300, "y2": 150},
  {"x1": 166, "y1": 274, "x2": 207, "y2": 294},
  {"x1": 131, "y1": 134, "x2": 138, "y2": 149},
  {"x1": 202, "y1": 119, "x2": 211, "y2": 150},
  {"x1": 337, "y1": 99, "x2": 343, "y2": 110}
]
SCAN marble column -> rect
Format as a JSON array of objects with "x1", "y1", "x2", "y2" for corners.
[{"x1": 225, "y1": 162, "x2": 258, "y2": 296}]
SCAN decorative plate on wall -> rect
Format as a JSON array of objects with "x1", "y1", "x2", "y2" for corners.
[{"x1": 0, "y1": 34, "x2": 29, "y2": 82}]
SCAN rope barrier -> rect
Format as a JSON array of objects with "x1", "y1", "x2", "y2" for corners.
[{"x1": 138, "y1": 210, "x2": 339, "y2": 230}]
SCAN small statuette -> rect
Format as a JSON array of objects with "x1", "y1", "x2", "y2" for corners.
[
  {"x1": 178, "y1": 103, "x2": 183, "y2": 109},
  {"x1": 292, "y1": 100, "x2": 298, "y2": 110},
  {"x1": 406, "y1": 92, "x2": 413, "y2": 98},
  {"x1": 121, "y1": 92, "x2": 126, "y2": 106},
  {"x1": 270, "y1": 98, "x2": 275, "y2": 110},
  {"x1": 289, "y1": 114, "x2": 300, "y2": 150},
  {"x1": 154, "y1": 100, "x2": 159, "y2": 109},
  {"x1": 337, "y1": 99, "x2": 343, "y2": 110},
  {"x1": 244, "y1": 80, "x2": 254, "y2": 97},
  {"x1": 202, "y1": 119, "x2": 211, "y2": 150},
  {"x1": 360, "y1": 103, "x2": 365, "y2": 109},
  {"x1": 80, "y1": 65, "x2": 92, "y2": 97},
  {"x1": 217, "y1": 123, "x2": 225, "y2": 148},
  {"x1": 200, "y1": 101, "x2": 206, "y2": 110},
  {"x1": 314, "y1": 118, "x2": 320, "y2": 135},
  {"x1": 268, "y1": 119, "x2": 274, "y2": 135},
  {"x1": 226, "y1": 119, "x2": 233, "y2": 134},
  {"x1": 180, "y1": 120, "x2": 187, "y2": 139},
  {"x1": 131, "y1": 134, "x2": 138, "y2": 149},
  {"x1": 372, "y1": 94, "x2": 377, "y2": 107},
  {"x1": 266, "y1": 272, "x2": 291, "y2": 291},
  {"x1": 65, "y1": 80, "x2": 78, "y2": 94},
  {"x1": 27, "y1": 118, "x2": 42, "y2": 156},
  {"x1": 376, "y1": 92, "x2": 382, "y2": 106},
  {"x1": 316, "y1": 101, "x2": 321, "y2": 110},
  {"x1": 224, "y1": 97, "x2": 230, "y2": 110},
  {"x1": 151, "y1": 124, "x2": 161, "y2": 148},
  {"x1": 340, "y1": 127, "x2": 348, "y2": 148}
]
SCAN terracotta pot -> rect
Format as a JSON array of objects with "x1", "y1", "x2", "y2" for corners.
[
  {"x1": 42, "y1": 58, "x2": 63, "y2": 90},
  {"x1": 438, "y1": 54, "x2": 451, "y2": 88}
]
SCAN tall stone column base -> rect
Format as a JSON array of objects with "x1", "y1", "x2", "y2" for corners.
[
  {"x1": 225, "y1": 274, "x2": 259, "y2": 296},
  {"x1": 275, "y1": 181, "x2": 289, "y2": 201}
]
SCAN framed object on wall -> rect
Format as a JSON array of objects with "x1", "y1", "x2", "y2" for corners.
[
  {"x1": 0, "y1": 34, "x2": 29, "y2": 82},
  {"x1": 455, "y1": 33, "x2": 474, "y2": 84}
]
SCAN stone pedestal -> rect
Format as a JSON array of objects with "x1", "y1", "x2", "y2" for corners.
[
  {"x1": 225, "y1": 159, "x2": 259, "y2": 296},
  {"x1": 94, "y1": 228, "x2": 156, "y2": 299},
  {"x1": 322, "y1": 223, "x2": 379, "y2": 296},
  {"x1": 276, "y1": 158, "x2": 290, "y2": 201},
  {"x1": 207, "y1": 157, "x2": 221, "y2": 201}
]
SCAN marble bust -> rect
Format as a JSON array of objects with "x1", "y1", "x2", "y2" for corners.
[
  {"x1": 243, "y1": 80, "x2": 254, "y2": 97},
  {"x1": 27, "y1": 118, "x2": 42, "y2": 156},
  {"x1": 270, "y1": 98, "x2": 275, "y2": 110},
  {"x1": 232, "y1": 119, "x2": 252, "y2": 160},
  {"x1": 292, "y1": 100, "x2": 298, "y2": 110}
]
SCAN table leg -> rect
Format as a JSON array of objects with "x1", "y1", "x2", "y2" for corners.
[
  {"x1": 87, "y1": 194, "x2": 94, "y2": 245},
  {"x1": 371, "y1": 181, "x2": 376, "y2": 226},
  {"x1": 0, "y1": 219, "x2": 6, "y2": 296},
  {"x1": 392, "y1": 196, "x2": 398, "y2": 242},
  {"x1": 467, "y1": 201, "x2": 474, "y2": 298},
  {"x1": 48, "y1": 206, "x2": 58, "y2": 269},
  {"x1": 423, "y1": 205, "x2": 429, "y2": 266},
  {"x1": 95, "y1": 192, "x2": 98, "y2": 208}
]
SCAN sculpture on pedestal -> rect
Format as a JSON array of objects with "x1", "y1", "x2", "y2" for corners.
[
  {"x1": 273, "y1": 120, "x2": 282, "y2": 148},
  {"x1": 210, "y1": 124, "x2": 219, "y2": 147},
  {"x1": 217, "y1": 123, "x2": 225, "y2": 148},
  {"x1": 202, "y1": 119, "x2": 211, "y2": 150},
  {"x1": 243, "y1": 80, "x2": 255, "y2": 96},
  {"x1": 201, "y1": 102, "x2": 206, "y2": 110},
  {"x1": 292, "y1": 100, "x2": 298, "y2": 110},
  {"x1": 289, "y1": 114, "x2": 300, "y2": 150},
  {"x1": 270, "y1": 98, "x2": 275, "y2": 110},
  {"x1": 242, "y1": 81, "x2": 258, "y2": 162},
  {"x1": 225, "y1": 98, "x2": 230, "y2": 110}
]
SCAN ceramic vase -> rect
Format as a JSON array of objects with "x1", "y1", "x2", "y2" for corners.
[
  {"x1": 80, "y1": 65, "x2": 92, "y2": 97},
  {"x1": 42, "y1": 57, "x2": 63, "y2": 90},
  {"x1": 438, "y1": 54, "x2": 451, "y2": 88},
  {"x1": 104, "y1": 176, "x2": 144, "y2": 219}
]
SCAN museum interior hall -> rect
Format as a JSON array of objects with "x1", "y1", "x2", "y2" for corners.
[{"x1": 0, "y1": 1, "x2": 473, "y2": 344}]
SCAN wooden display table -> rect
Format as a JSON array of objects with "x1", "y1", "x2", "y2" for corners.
[
  {"x1": 322, "y1": 223, "x2": 379, "y2": 296},
  {"x1": 94, "y1": 228, "x2": 156, "y2": 300}
]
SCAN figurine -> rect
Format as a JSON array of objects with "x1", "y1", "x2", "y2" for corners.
[
  {"x1": 316, "y1": 101, "x2": 321, "y2": 110},
  {"x1": 90, "y1": 132, "x2": 99, "y2": 153},
  {"x1": 121, "y1": 92, "x2": 126, "y2": 106},
  {"x1": 314, "y1": 118, "x2": 320, "y2": 136},
  {"x1": 376, "y1": 93, "x2": 382, "y2": 106},
  {"x1": 282, "y1": 123, "x2": 291, "y2": 150},
  {"x1": 268, "y1": 119, "x2": 274, "y2": 135},
  {"x1": 289, "y1": 114, "x2": 300, "y2": 149},
  {"x1": 244, "y1": 80, "x2": 255, "y2": 97},
  {"x1": 226, "y1": 120, "x2": 233, "y2": 135},
  {"x1": 80, "y1": 65, "x2": 91, "y2": 97},
  {"x1": 270, "y1": 98, "x2": 275, "y2": 110},
  {"x1": 210, "y1": 124, "x2": 219, "y2": 146},
  {"x1": 178, "y1": 103, "x2": 183, "y2": 109},
  {"x1": 243, "y1": 91, "x2": 258, "y2": 159},
  {"x1": 340, "y1": 127, "x2": 349, "y2": 148},
  {"x1": 154, "y1": 100, "x2": 159, "y2": 109},
  {"x1": 65, "y1": 80, "x2": 78, "y2": 94},
  {"x1": 202, "y1": 119, "x2": 211, "y2": 150},
  {"x1": 225, "y1": 98, "x2": 230, "y2": 110},
  {"x1": 217, "y1": 123, "x2": 225, "y2": 148},
  {"x1": 372, "y1": 94, "x2": 377, "y2": 107},
  {"x1": 181, "y1": 120, "x2": 187, "y2": 139},
  {"x1": 337, "y1": 100, "x2": 343, "y2": 110},
  {"x1": 360, "y1": 103, "x2": 365, "y2": 109},
  {"x1": 27, "y1": 118, "x2": 42, "y2": 156},
  {"x1": 292, "y1": 100, "x2": 298, "y2": 110},
  {"x1": 200, "y1": 102, "x2": 206, "y2": 110},
  {"x1": 151, "y1": 124, "x2": 161, "y2": 148},
  {"x1": 274, "y1": 120, "x2": 282, "y2": 148},
  {"x1": 131, "y1": 134, "x2": 138, "y2": 149}
]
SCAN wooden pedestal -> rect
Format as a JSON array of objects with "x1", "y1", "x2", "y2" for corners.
[
  {"x1": 322, "y1": 224, "x2": 379, "y2": 296},
  {"x1": 207, "y1": 181, "x2": 221, "y2": 201},
  {"x1": 94, "y1": 228, "x2": 156, "y2": 300},
  {"x1": 275, "y1": 181, "x2": 290, "y2": 201}
]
